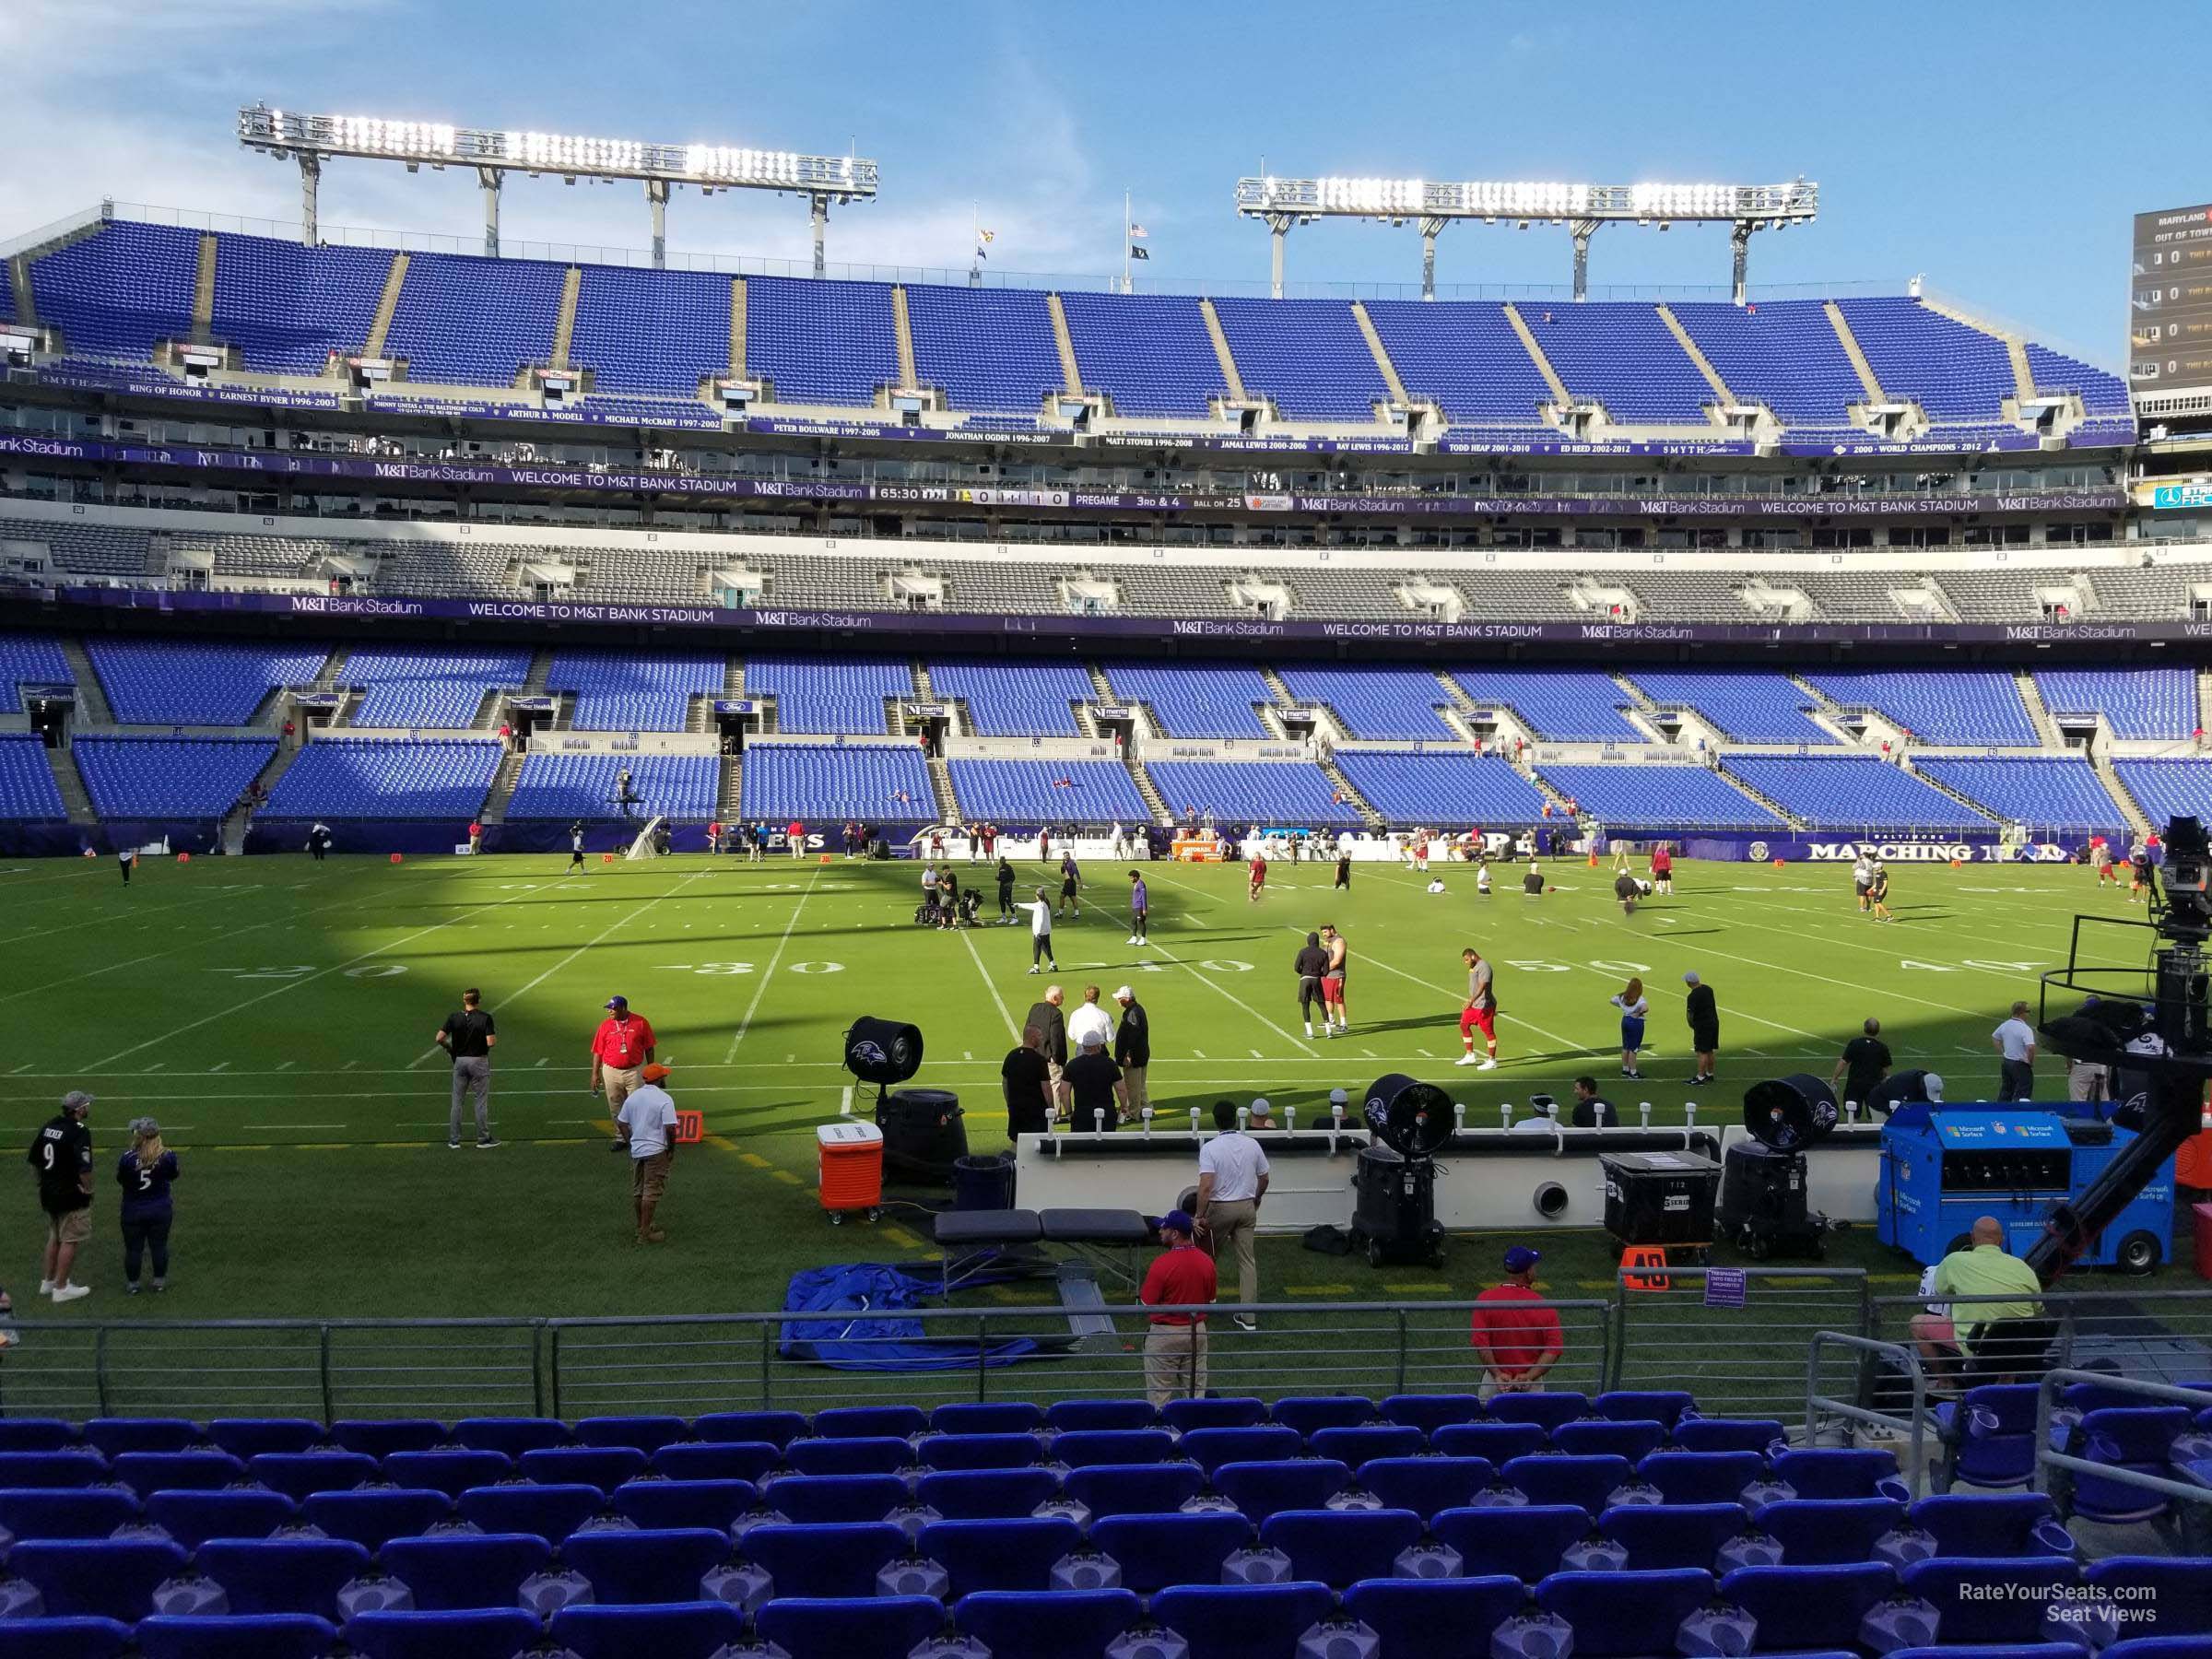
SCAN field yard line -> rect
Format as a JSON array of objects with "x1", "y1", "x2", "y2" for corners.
[
  {"x1": 1147, "y1": 938, "x2": 1320, "y2": 1057},
  {"x1": 1667, "y1": 887, "x2": 2079, "y2": 964},
  {"x1": 957, "y1": 930, "x2": 1020, "y2": 1043},
  {"x1": 494, "y1": 869, "x2": 712, "y2": 1018},
  {"x1": 1323, "y1": 928, "x2": 1589, "y2": 1056},
  {"x1": 0, "y1": 876, "x2": 324, "y2": 947},
  {"x1": 725, "y1": 865, "x2": 823, "y2": 1062},
  {"x1": 83, "y1": 881, "x2": 543, "y2": 1072}
]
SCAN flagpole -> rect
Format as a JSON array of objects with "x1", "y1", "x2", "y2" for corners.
[
  {"x1": 1123, "y1": 190, "x2": 1131, "y2": 295},
  {"x1": 970, "y1": 200, "x2": 980, "y2": 288}
]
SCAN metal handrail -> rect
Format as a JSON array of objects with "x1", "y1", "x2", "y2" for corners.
[
  {"x1": 2031, "y1": 1366, "x2": 2212, "y2": 1508},
  {"x1": 1806, "y1": 1330, "x2": 1933, "y2": 1478}
]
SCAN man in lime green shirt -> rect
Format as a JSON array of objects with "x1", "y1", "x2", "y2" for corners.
[{"x1": 1920, "y1": 1216, "x2": 2043, "y2": 1356}]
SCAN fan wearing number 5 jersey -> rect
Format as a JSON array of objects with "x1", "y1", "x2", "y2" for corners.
[
  {"x1": 27, "y1": 1091, "x2": 95, "y2": 1302},
  {"x1": 116, "y1": 1117, "x2": 180, "y2": 1294}
]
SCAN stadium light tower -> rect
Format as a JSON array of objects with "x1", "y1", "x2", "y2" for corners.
[
  {"x1": 238, "y1": 105, "x2": 878, "y2": 272},
  {"x1": 1233, "y1": 176, "x2": 1818, "y2": 301}
]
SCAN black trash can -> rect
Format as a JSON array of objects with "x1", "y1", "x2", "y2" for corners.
[
  {"x1": 877, "y1": 1088, "x2": 967, "y2": 1183},
  {"x1": 952, "y1": 1151, "x2": 1015, "y2": 1212}
]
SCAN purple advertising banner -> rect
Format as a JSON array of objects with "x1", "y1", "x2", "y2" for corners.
[
  {"x1": 18, "y1": 582, "x2": 2212, "y2": 651},
  {"x1": 0, "y1": 434, "x2": 2126, "y2": 522}
]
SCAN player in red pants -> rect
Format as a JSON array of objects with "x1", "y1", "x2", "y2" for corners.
[
  {"x1": 1248, "y1": 851, "x2": 1267, "y2": 903},
  {"x1": 1456, "y1": 947, "x2": 1499, "y2": 1069}
]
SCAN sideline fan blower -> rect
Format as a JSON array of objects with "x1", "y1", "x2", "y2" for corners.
[
  {"x1": 843, "y1": 1017, "x2": 966, "y2": 1184},
  {"x1": 1347, "y1": 1073, "x2": 1452, "y2": 1270},
  {"x1": 1719, "y1": 1074, "x2": 1834, "y2": 1259}
]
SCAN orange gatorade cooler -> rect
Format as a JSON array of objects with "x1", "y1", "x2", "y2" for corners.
[{"x1": 817, "y1": 1121, "x2": 884, "y2": 1225}]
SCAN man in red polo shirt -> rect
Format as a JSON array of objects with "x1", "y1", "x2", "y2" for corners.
[
  {"x1": 787, "y1": 821, "x2": 806, "y2": 860},
  {"x1": 1470, "y1": 1244, "x2": 1563, "y2": 1399},
  {"x1": 1139, "y1": 1209, "x2": 1217, "y2": 1406},
  {"x1": 588, "y1": 995, "x2": 656, "y2": 1113}
]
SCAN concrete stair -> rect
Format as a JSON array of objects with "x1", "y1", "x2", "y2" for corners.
[
  {"x1": 925, "y1": 754, "x2": 960, "y2": 825},
  {"x1": 1317, "y1": 755, "x2": 1384, "y2": 830},
  {"x1": 729, "y1": 278, "x2": 747, "y2": 380},
  {"x1": 1045, "y1": 293, "x2": 1084, "y2": 395},
  {"x1": 56, "y1": 639, "x2": 113, "y2": 725},
  {"x1": 2094, "y1": 751, "x2": 2154, "y2": 840},
  {"x1": 219, "y1": 742, "x2": 302, "y2": 853},
  {"x1": 310, "y1": 648, "x2": 350, "y2": 693},
  {"x1": 1349, "y1": 301, "x2": 1409, "y2": 406},
  {"x1": 1712, "y1": 764, "x2": 1808, "y2": 832},
  {"x1": 1196, "y1": 299, "x2": 1249, "y2": 402},
  {"x1": 720, "y1": 753, "x2": 743, "y2": 819},
  {"x1": 1901, "y1": 759, "x2": 2004, "y2": 826},
  {"x1": 2015, "y1": 671, "x2": 2065, "y2": 747},
  {"x1": 1825, "y1": 301, "x2": 1887, "y2": 404},
  {"x1": 1502, "y1": 303, "x2": 1574, "y2": 407},
  {"x1": 912, "y1": 661, "x2": 935, "y2": 700},
  {"x1": 1919, "y1": 294, "x2": 2038, "y2": 404},
  {"x1": 521, "y1": 650, "x2": 553, "y2": 696},
  {"x1": 479, "y1": 751, "x2": 525, "y2": 825},
  {"x1": 6, "y1": 258, "x2": 34, "y2": 329},
  {"x1": 43, "y1": 744, "x2": 94, "y2": 826},
  {"x1": 7, "y1": 210, "x2": 110, "y2": 329},
  {"x1": 2196, "y1": 668, "x2": 2212, "y2": 735},
  {"x1": 550, "y1": 266, "x2": 582, "y2": 370},
  {"x1": 726, "y1": 655, "x2": 745, "y2": 698},
  {"x1": 364, "y1": 253, "x2": 409, "y2": 359},
  {"x1": 1125, "y1": 757, "x2": 1171, "y2": 825},
  {"x1": 191, "y1": 234, "x2": 218, "y2": 341},
  {"x1": 889, "y1": 287, "x2": 919, "y2": 389},
  {"x1": 1656, "y1": 303, "x2": 1735, "y2": 406}
]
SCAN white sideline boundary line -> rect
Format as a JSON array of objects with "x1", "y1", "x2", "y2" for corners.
[{"x1": 725, "y1": 865, "x2": 822, "y2": 1063}]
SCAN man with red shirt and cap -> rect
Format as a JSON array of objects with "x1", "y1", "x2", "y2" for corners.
[
  {"x1": 1470, "y1": 1244, "x2": 1563, "y2": 1399},
  {"x1": 588, "y1": 996, "x2": 656, "y2": 1112},
  {"x1": 1139, "y1": 1208, "x2": 1217, "y2": 1405}
]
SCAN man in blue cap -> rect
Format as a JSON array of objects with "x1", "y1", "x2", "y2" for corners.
[
  {"x1": 1469, "y1": 1244, "x2": 1563, "y2": 1400},
  {"x1": 1139, "y1": 1209, "x2": 1217, "y2": 1406}
]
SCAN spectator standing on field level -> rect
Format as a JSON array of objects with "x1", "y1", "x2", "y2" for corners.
[
  {"x1": 589, "y1": 995, "x2": 656, "y2": 1112},
  {"x1": 116, "y1": 1117, "x2": 178, "y2": 1294},
  {"x1": 1470, "y1": 1245, "x2": 1563, "y2": 1398},
  {"x1": 1064, "y1": 1030, "x2": 1124, "y2": 1131},
  {"x1": 1067, "y1": 984, "x2": 1113, "y2": 1053},
  {"x1": 1196, "y1": 1100, "x2": 1270, "y2": 1331},
  {"x1": 1833, "y1": 1018, "x2": 1892, "y2": 1114},
  {"x1": 1994, "y1": 1001, "x2": 2037, "y2": 1101},
  {"x1": 615, "y1": 1063, "x2": 680, "y2": 1244},
  {"x1": 1023, "y1": 984, "x2": 1069, "y2": 1120},
  {"x1": 435, "y1": 987, "x2": 499, "y2": 1149},
  {"x1": 1000, "y1": 1027, "x2": 1053, "y2": 1142},
  {"x1": 1113, "y1": 986, "x2": 1150, "y2": 1125},
  {"x1": 29, "y1": 1091, "x2": 94, "y2": 1302},
  {"x1": 1140, "y1": 1210, "x2": 1215, "y2": 1406},
  {"x1": 1683, "y1": 971, "x2": 1719, "y2": 1085},
  {"x1": 115, "y1": 844, "x2": 135, "y2": 885}
]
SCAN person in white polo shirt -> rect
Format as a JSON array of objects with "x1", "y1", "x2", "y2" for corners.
[
  {"x1": 1992, "y1": 1000, "x2": 2037, "y2": 1101},
  {"x1": 1066, "y1": 984, "x2": 1113, "y2": 1053},
  {"x1": 1195, "y1": 1100, "x2": 1270, "y2": 1332},
  {"x1": 614, "y1": 1063, "x2": 680, "y2": 1245}
]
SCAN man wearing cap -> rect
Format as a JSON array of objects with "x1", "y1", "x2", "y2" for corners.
[
  {"x1": 589, "y1": 996, "x2": 657, "y2": 1113},
  {"x1": 1196, "y1": 1100, "x2": 1270, "y2": 1331},
  {"x1": 1683, "y1": 971, "x2": 1720, "y2": 1086},
  {"x1": 1470, "y1": 1245, "x2": 1564, "y2": 1398},
  {"x1": 1139, "y1": 1210, "x2": 1217, "y2": 1406},
  {"x1": 1326, "y1": 1087, "x2": 1353, "y2": 1128},
  {"x1": 1063, "y1": 1030, "x2": 1124, "y2": 1132},
  {"x1": 28, "y1": 1092, "x2": 95, "y2": 1302},
  {"x1": 615, "y1": 1062, "x2": 680, "y2": 1244},
  {"x1": 1112, "y1": 987, "x2": 1150, "y2": 1126}
]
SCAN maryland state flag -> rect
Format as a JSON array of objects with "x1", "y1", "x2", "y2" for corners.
[{"x1": 974, "y1": 228, "x2": 995, "y2": 261}]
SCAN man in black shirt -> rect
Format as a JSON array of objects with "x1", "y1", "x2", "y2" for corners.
[
  {"x1": 1113, "y1": 986, "x2": 1151, "y2": 1124},
  {"x1": 995, "y1": 856, "x2": 1018, "y2": 924},
  {"x1": 1683, "y1": 971, "x2": 1720, "y2": 1086},
  {"x1": 1570, "y1": 1077, "x2": 1619, "y2": 1127},
  {"x1": 1832, "y1": 1018, "x2": 1892, "y2": 1113},
  {"x1": 1868, "y1": 1067, "x2": 1943, "y2": 1116},
  {"x1": 1000, "y1": 1026, "x2": 1053, "y2": 1142},
  {"x1": 28, "y1": 1091, "x2": 94, "y2": 1302},
  {"x1": 1063, "y1": 1030, "x2": 1124, "y2": 1132},
  {"x1": 435, "y1": 987, "x2": 500, "y2": 1150},
  {"x1": 1293, "y1": 932, "x2": 1330, "y2": 1039},
  {"x1": 1023, "y1": 987, "x2": 1069, "y2": 1120},
  {"x1": 568, "y1": 822, "x2": 587, "y2": 874}
]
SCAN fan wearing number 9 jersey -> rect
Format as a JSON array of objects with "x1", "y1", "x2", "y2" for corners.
[{"x1": 115, "y1": 1117, "x2": 179, "y2": 1294}]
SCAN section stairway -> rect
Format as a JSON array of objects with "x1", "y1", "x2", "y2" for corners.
[
  {"x1": 56, "y1": 639, "x2": 114, "y2": 726},
  {"x1": 1316, "y1": 755, "x2": 1384, "y2": 830},
  {"x1": 43, "y1": 744, "x2": 94, "y2": 827},
  {"x1": 1126, "y1": 757, "x2": 1171, "y2": 826},
  {"x1": 2014, "y1": 672, "x2": 2065, "y2": 748},
  {"x1": 479, "y1": 751, "x2": 525, "y2": 826},
  {"x1": 2094, "y1": 752, "x2": 2154, "y2": 840}
]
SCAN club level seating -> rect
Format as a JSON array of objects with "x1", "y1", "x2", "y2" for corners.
[
  {"x1": 1624, "y1": 669, "x2": 1837, "y2": 745},
  {"x1": 0, "y1": 734, "x2": 65, "y2": 820},
  {"x1": 1147, "y1": 761, "x2": 1364, "y2": 829},
  {"x1": 743, "y1": 655, "x2": 912, "y2": 735},
  {"x1": 1100, "y1": 662, "x2": 1277, "y2": 739},
  {"x1": 1450, "y1": 669, "x2": 1643, "y2": 743},
  {"x1": 1721, "y1": 755, "x2": 1995, "y2": 831},
  {"x1": 86, "y1": 639, "x2": 330, "y2": 727},
  {"x1": 260, "y1": 739, "x2": 500, "y2": 820},
  {"x1": 505, "y1": 754, "x2": 717, "y2": 822},
  {"x1": 945, "y1": 759, "x2": 1148, "y2": 826},
  {"x1": 1912, "y1": 757, "x2": 2129, "y2": 835},
  {"x1": 1805, "y1": 669, "x2": 2038, "y2": 747},
  {"x1": 544, "y1": 650, "x2": 724, "y2": 733},
  {"x1": 738, "y1": 744, "x2": 932, "y2": 822},
  {"x1": 1275, "y1": 665, "x2": 1458, "y2": 741},
  {"x1": 1209, "y1": 298, "x2": 1389, "y2": 422},
  {"x1": 0, "y1": 633, "x2": 75, "y2": 713},
  {"x1": 1533, "y1": 763, "x2": 1783, "y2": 831},
  {"x1": 73, "y1": 737, "x2": 276, "y2": 818},
  {"x1": 339, "y1": 649, "x2": 534, "y2": 731},
  {"x1": 2113, "y1": 759, "x2": 2212, "y2": 827},
  {"x1": 904, "y1": 286, "x2": 1064, "y2": 413},
  {"x1": 2035, "y1": 668, "x2": 2198, "y2": 740},
  {"x1": 927, "y1": 660, "x2": 1095, "y2": 736},
  {"x1": 1333, "y1": 753, "x2": 1553, "y2": 827}
]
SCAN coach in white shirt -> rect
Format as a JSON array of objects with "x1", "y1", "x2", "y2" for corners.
[
  {"x1": 1067, "y1": 984, "x2": 1113, "y2": 1053},
  {"x1": 1992, "y1": 1001, "x2": 2037, "y2": 1101},
  {"x1": 1196, "y1": 1100, "x2": 1271, "y2": 1331}
]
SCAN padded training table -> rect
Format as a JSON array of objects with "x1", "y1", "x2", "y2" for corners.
[{"x1": 933, "y1": 1207, "x2": 1042, "y2": 1295}]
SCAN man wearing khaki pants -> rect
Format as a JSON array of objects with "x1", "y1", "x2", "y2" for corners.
[
  {"x1": 1195, "y1": 1099, "x2": 1270, "y2": 1333},
  {"x1": 588, "y1": 995, "x2": 656, "y2": 1114},
  {"x1": 1139, "y1": 1210, "x2": 1215, "y2": 1406}
]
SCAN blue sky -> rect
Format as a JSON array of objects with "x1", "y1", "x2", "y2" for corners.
[{"x1": 14, "y1": 0, "x2": 2206, "y2": 366}]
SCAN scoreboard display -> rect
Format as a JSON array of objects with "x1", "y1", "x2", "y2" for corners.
[{"x1": 2131, "y1": 203, "x2": 2212, "y2": 390}]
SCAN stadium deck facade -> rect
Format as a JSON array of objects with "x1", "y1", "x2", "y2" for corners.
[{"x1": 3, "y1": 206, "x2": 2210, "y2": 856}]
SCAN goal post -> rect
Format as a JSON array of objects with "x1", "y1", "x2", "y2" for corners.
[{"x1": 625, "y1": 816, "x2": 666, "y2": 860}]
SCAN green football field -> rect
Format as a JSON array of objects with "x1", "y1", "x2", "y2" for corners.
[{"x1": 0, "y1": 848, "x2": 2183, "y2": 1334}]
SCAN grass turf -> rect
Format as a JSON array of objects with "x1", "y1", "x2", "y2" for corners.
[{"x1": 0, "y1": 848, "x2": 2184, "y2": 1343}]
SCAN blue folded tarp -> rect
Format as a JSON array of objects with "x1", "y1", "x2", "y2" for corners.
[{"x1": 780, "y1": 1256, "x2": 1044, "y2": 1371}]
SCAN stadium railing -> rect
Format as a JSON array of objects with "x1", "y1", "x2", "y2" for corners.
[
  {"x1": 2030, "y1": 1367, "x2": 2212, "y2": 1517},
  {"x1": 0, "y1": 1282, "x2": 2205, "y2": 1424}
]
